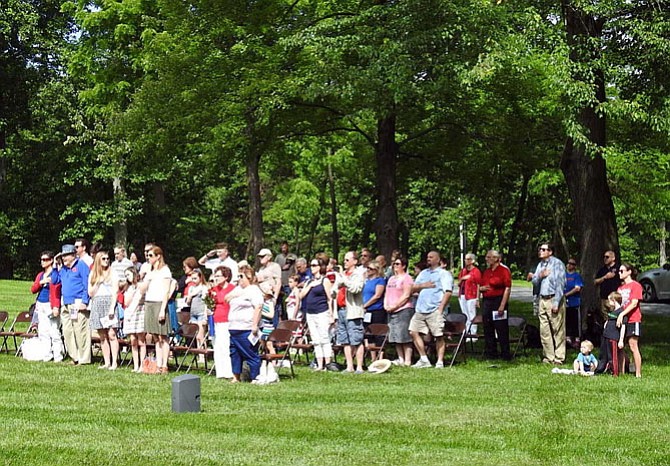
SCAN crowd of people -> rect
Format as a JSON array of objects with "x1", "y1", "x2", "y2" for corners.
[{"x1": 19, "y1": 238, "x2": 644, "y2": 382}]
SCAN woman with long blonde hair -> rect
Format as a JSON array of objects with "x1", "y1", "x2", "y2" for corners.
[
  {"x1": 141, "y1": 246, "x2": 173, "y2": 374},
  {"x1": 89, "y1": 251, "x2": 120, "y2": 370}
]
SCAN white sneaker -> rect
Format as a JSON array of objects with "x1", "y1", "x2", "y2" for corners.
[
  {"x1": 412, "y1": 359, "x2": 432, "y2": 369},
  {"x1": 391, "y1": 359, "x2": 404, "y2": 366},
  {"x1": 434, "y1": 361, "x2": 444, "y2": 369}
]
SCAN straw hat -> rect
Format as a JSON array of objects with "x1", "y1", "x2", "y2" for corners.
[{"x1": 368, "y1": 359, "x2": 392, "y2": 374}]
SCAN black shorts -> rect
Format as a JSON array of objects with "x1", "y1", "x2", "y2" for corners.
[{"x1": 625, "y1": 322, "x2": 641, "y2": 338}]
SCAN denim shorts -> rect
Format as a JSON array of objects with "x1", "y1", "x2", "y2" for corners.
[{"x1": 336, "y1": 308, "x2": 364, "y2": 346}]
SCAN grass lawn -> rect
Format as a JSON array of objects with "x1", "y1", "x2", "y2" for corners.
[{"x1": 1, "y1": 279, "x2": 669, "y2": 465}]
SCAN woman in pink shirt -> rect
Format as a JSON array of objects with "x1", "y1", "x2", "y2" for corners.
[{"x1": 383, "y1": 256, "x2": 415, "y2": 366}]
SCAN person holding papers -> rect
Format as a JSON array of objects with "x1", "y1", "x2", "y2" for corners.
[
  {"x1": 88, "y1": 251, "x2": 120, "y2": 370},
  {"x1": 479, "y1": 250, "x2": 512, "y2": 361},
  {"x1": 225, "y1": 264, "x2": 263, "y2": 384}
]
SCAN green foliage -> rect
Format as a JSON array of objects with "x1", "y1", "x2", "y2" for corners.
[{"x1": 1, "y1": 0, "x2": 669, "y2": 279}]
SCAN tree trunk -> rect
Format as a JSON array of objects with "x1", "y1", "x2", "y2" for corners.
[
  {"x1": 506, "y1": 172, "x2": 530, "y2": 264},
  {"x1": 113, "y1": 175, "x2": 127, "y2": 247},
  {"x1": 472, "y1": 211, "x2": 483, "y2": 257},
  {"x1": 660, "y1": 220, "x2": 667, "y2": 266},
  {"x1": 373, "y1": 114, "x2": 400, "y2": 259},
  {"x1": 246, "y1": 149, "x2": 264, "y2": 259},
  {"x1": 560, "y1": 1, "x2": 618, "y2": 317},
  {"x1": 242, "y1": 107, "x2": 266, "y2": 260},
  {"x1": 327, "y1": 159, "x2": 339, "y2": 260}
]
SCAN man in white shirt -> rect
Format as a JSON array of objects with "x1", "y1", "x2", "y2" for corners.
[
  {"x1": 198, "y1": 242, "x2": 238, "y2": 281},
  {"x1": 111, "y1": 245, "x2": 133, "y2": 283}
]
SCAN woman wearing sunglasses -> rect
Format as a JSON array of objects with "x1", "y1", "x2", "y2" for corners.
[
  {"x1": 384, "y1": 256, "x2": 415, "y2": 366},
  {"x1": 89, "y1": 251, "x2": 120, "y2": 370},
  {"x1": 141, "y1": 246, "x2": 173, "y2": 374},
  {"x1": 300, "y1": 256, "x2": 334, "y2": 371},
  {"x1": 617, "y1": 263, "x2": 643, "y2": 378},
  {"x1": 226, "y1": 264, "x2": 263, "y2": 383},
  {"x1": 29, "y1": 251, "x2": 63, "y2": 362}
]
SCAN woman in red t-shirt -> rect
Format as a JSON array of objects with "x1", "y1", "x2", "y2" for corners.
[
  {"x1": 616, "y1": 262, "x2": 643, "y2": 378},
  {"x1": 210, "y1": 265, "x2": 236, "y2": 379}
]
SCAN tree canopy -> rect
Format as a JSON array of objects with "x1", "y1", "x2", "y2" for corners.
[{"x1": 0, "y1": 0, "x2": 668, "y2": 292}]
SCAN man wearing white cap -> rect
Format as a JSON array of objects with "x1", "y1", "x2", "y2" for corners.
[{"x1": 256, "y1": 248, "x2": 282, "y2": 326}]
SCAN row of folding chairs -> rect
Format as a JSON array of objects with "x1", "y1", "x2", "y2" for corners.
[
  {"x1": 0, "y1": 310, "x2": 37, "y2": 356},
  {"x1": 465, "y1": 314, "x2": 528, "y2": 357}
]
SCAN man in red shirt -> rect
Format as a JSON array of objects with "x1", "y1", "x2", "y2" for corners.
[{"x1": 479, "y1": 250, "x2": 512, "y2": 360}]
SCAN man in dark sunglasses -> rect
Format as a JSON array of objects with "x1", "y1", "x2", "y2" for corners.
[
  {"x1": 594, "y1": 250, "x2": 620, "y2": 320},
  {"x1": 529, "y1": 243, "x2": 567, "y2": 365}
]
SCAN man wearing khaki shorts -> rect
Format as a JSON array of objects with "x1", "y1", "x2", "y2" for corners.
[{"x1": 409, "y1": 251, "x2": 453, "y2": 368}]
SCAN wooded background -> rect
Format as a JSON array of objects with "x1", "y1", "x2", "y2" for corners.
[{"x1": 1, "y1": 1, "x2": 668, "y2": 311}]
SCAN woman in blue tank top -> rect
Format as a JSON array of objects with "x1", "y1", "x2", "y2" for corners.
[{"x1": 300, "y1": 256, "x2": 334, "y2": 371}]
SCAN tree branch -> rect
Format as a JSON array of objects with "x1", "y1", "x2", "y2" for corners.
[{"x1": 290, "y1": 100, "x2": 376, "y2": 146}]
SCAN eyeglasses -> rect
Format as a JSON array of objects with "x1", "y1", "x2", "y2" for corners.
[
  {"x1": 310, "y1": 263, "x2": 319, "y2": 267},
  {"x1": 40, "y1": 257, "x2": 52, "y2": 261},
  {"x1": 538, "y1": 247, "x2": 549, "y2": 251},
  {"x1": 603, "y1": 255, "x2": 611, "y2": 259},
  {"x1": 101, "y1": 257, "x2": 110, "y2": 261},
  {"x1": 213, "y1": 275, "x2": 223, "y2": 279},
  {"x1": 393, "y1": 262, "x2": 402, "y2": 266},
  {"x1": 367, "y1": 267, "x2": 376, "y2": 271},
  {"x1": 146, "y1": 253, "x2": 155, "y2": 258}
]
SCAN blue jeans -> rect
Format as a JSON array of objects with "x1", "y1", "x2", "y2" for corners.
[
  {"x1": 229, "y1": 329, "x2": 261, "y2": 380},
  {"x1": 168, "y1": 300, "x2": 178, "y2": 335}
]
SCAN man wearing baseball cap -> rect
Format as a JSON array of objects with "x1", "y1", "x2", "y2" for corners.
[
  {"x1": 256, "y1": 248, "x2": 282, "y2": 327},
  {"x1": 52, "y1": 244, "x2": 91, "y2": 365}
]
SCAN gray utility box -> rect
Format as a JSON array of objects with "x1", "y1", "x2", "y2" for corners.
[{"x1": 171, "y1": 374, "x2": 201, "y2": 413}]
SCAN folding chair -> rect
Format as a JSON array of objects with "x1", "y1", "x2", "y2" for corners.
[
  {"x1": 443, "y1": 313, "x2": 467, "y2": 367},
  {"x1": 3, "y1": 311, "x2": 36, "y2": 356},
  {"x1": 466, "y1": 314, "x2": 484, "y2": 353},
  {"x1": 279, "y1": 319, "x2": 313, "y2": 364},
  {"x1": 0, "y1": 311, "x2": 10, "y2": 352},
  {"x1": 508, "y1": 316, "x2": 527, "y2": 358},
  {"x1": 172, "y1": 323, "x2": 212, "y2": 372},
  {"x1": 363, "y1": 323, "x2": 389, "y2": 362},
  {"x1": 260, "y1": 328, "x2": 296, "y2": 379}
]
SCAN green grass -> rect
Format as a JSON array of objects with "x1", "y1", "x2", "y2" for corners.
[{"x1": 1, "y1": 280, "x2": 669, "y2": 465}]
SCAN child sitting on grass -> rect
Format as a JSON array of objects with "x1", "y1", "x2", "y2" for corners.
[{"x1": 572, "y1": 340, "x2": 597, "y2": 376}]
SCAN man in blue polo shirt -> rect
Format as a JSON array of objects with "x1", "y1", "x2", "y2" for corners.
[
  {"x1": 409, "y1": 251, "x2": 454, "y2": 368},
  {"x1": 52, "y1": 244, "x2": 91, "y2": 365}
]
